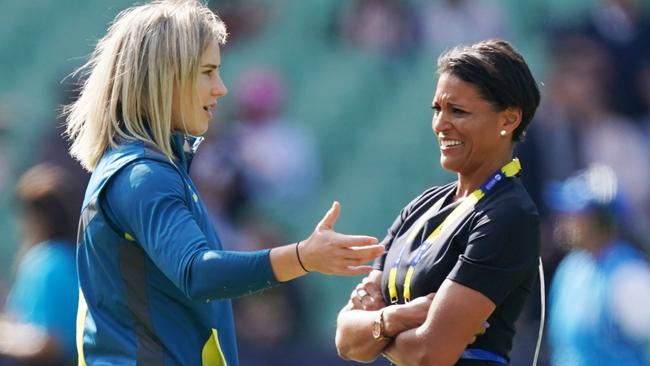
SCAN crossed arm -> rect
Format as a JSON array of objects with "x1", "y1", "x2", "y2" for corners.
[{"x1": 335, "y1": 270, "x2": 495, "y2": 366}]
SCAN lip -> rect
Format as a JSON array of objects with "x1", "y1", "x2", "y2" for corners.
[
  {"x1": 203, "y1": 103, "x2": 217, "y2": 119},
  {"x1": 438, "y1": 137, "x2": 464, "y2": 151}
]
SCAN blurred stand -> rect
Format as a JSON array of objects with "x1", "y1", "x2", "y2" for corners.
[
  {"x1": 208, "y1": 0, "x2": 271, "y2": 46},
  {"x1": 338, "y1": 0, "x2": 420, "y2": 58},
  {"x1": 576, "y1": 0, "x2": 650, "y2": 118},
  {"x1": 521, "y1": 35, "x2": 650, "y2": 253},
  {"x1": 546, "y1": 164, "x2": 650, "y2": 365},
  {"x1": 420, "y1": 0, "x2": 510, "y2": 50},
  {"x1": 0, "y1": 164, "x2": 79, "y2": 366}
]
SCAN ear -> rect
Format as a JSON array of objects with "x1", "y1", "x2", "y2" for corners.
[{"x1": 499, "y1": 107, "x2": 522, "y2": 135}]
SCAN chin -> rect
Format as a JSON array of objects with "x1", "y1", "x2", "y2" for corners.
[
  {"x1": 439, "y1": 157, "x2": 461, "y2": 173},
  {"x1": 186, "y1": 124, "x2": 209, "y2": 136}
]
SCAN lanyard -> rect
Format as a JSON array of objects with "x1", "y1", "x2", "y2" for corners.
[{"x1": 388, "y1": 158, "x2": 522, "y2": 303}]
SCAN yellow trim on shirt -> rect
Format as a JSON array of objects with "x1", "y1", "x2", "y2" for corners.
[{"x1": 202, "y1": 328, "x2": 227, "y2": 366}]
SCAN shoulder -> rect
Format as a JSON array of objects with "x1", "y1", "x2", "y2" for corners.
[
  {"x1": 467, "y1": 179, "x2": 540, "y2": 264},
  {"x1": 85, "y1": 140, "x2": 176, "y2": 205},
  {"x1": 405, "y1": 181, "x2": 456, "y2": 214},
  {"x1": 103, "y1": 158, "x2": 187, "y2": 220},
  {"x1": 554, "y1": 251, "x2": 593, "y2": 279},
  {"x1": 601, "y1": 242, "x2": 649, "y2": 273},
  {"x1": 12, "y1": 242, "x2": 76, "y2": 294},
  {"x1": 18, "y1": 241, "x2": 75, "y2": 272},
  {"x1": 475, "y1": 178, "x2": 539, "y2": 225},
  {"x1": 109, "y1": 157, "x2": 183, "y2": 195}
]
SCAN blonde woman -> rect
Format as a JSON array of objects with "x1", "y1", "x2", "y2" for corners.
[{"x1": 65, "y1": 1, "x2": 383, "y2": 365}]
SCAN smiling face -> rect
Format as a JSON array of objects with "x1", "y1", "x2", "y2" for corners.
[
  {"x1": 432, "y1": 72, "x2": 519, "y2": 179},
  {"x1": 171, "y1": 40, "x2": 228, "y2": 135}
]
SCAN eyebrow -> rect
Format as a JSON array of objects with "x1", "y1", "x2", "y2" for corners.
[
  {"x1": 201, "y1": 64, "x2": 220, "y2": 69},
  {"x1": 433, "y1": 98, "x2": 466, "y2": 108}
]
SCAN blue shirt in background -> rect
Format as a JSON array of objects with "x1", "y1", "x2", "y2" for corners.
[
  {"x1": 6, "y1": 240, "x2": 78, "y2": 359},
  {"x1": 549, "y1": 241, "x2": 650, "y2": 365}
]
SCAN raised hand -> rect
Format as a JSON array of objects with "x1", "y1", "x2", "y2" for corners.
[{"x1": 299, "y1": 201, "x2": 384, "y2": 276}]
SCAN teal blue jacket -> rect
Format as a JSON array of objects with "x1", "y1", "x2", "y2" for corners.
[{"x1": 76, "y1": 133, "x2": 279, "y2": 365}]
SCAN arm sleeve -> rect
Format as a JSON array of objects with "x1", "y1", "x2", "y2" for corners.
[
  {"x1": 103, "y1": 160, "x2": 279, "y2": 300},
  {"x1": 447, "y1": 202, "x2": 540, "y2": 305}
]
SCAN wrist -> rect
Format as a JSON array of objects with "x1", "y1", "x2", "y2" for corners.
[
  {"x1": 372, "y1": 308, "x2": 394, "y2": 341},
  {"x1": 295, "y1": 241, "x2": 310, "y2": 273},
  {"x1": 382, "y1": 306, "x2": 396, "y2": 337}
]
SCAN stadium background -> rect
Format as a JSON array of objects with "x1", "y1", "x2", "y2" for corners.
[{"x1": 1, "y1": 0, "x2": 649, "y2": 365}]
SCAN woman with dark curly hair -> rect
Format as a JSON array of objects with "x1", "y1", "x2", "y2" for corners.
[{"x1": 336, "y1": 39, "x2": 542, "y2": 366}]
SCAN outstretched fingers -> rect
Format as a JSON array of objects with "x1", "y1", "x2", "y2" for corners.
[
  {"x1": 340, "y1": 242, "x2": 385, "y2": 261},
  {"x1": 317, "y1": 201, "x2": 341, "y2": 231},
  {"x1": 338, "y1": 265, "x2": 376, "y2": 276}
]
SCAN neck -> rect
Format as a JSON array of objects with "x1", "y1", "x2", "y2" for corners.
[
  {"x1": 583, "y1": 228, "x2": 615, "y2": 255},
  {"x1": 454, "y1": 152, "x2": 513, "y2": 201}
]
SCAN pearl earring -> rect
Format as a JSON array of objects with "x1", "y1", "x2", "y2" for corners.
[{"x1": 500, "y1": 130, "x2": 507, "y2": 136}]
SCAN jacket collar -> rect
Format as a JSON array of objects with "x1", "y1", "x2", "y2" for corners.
[{"x1": 170, "y1": 130, "x2": 204, "y2": 172}]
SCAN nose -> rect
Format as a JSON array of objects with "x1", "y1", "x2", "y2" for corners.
[
  {"x1": 432, "y1": 111, "x2": 448, "y2": 134},
  {"x1": 212, "y1": 75, "x2": 228, "y2": 97}
]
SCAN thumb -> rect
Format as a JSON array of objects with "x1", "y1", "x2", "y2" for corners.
[{"x1": 317, "y1": 201, "x2": 340, "y2": 230}]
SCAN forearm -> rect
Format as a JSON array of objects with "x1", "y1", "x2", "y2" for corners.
[
  {"x1": 335, "y1": 304, "x2": 389, "y2": 362},
  {"x1": 384, "y1": 280, "x2": 495, "y2": 366},
  {"x1": 383, "y1": 326, "x2": 433, "y2": 366},
  {"x1": 184, "y1": 248, "x2": 279, "y2": 300},
  {"x1": 0, "y1": 317, "x2": 63, "y2": 363},
  {"x1": 269, "y1": 242, "x2": 308, "y2": 282}
]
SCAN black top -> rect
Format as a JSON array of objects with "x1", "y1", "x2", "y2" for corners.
[{"x1": 375, "y1": 178, "x2": 540, "y2": 364}]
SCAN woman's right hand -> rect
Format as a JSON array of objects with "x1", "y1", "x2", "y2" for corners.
[
  {"x1": 299, "y1": 201, "x2": 384, "y2": 276},
  {"x1": 350, "y1": 272, "x2": 385, "y2": 311}
]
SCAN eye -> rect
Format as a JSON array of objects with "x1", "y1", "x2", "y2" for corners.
[
  {"x1": 203, "y1": 69, "x2": 214, "y2": 76},
  {"x1": 432, "y1": 105, "x2": 441, "y2": 116},
  {"x1": 451, "y1": 107, "x2": 467, "y2": 116}
]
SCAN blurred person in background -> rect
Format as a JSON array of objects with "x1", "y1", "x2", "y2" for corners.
[
  {"x1": 420, "y1": 0, "x2": 510, "y2": 51},
  {"x1": 228, "y1": 67, "x2": 319, "y2": 219},
  {"x1": 547, "y1": 164, "x2": 650, "y2": 365},
  {"x1": 338, "y1": 0, "x2": 420, "y2": 60},
  {"x1": 193, "y1": 67, "x2": 320, "y2": 231},
  {"x1": 192, "y1": 67, "x2": 317, "y2": 364},
  {"x1": 0, "y1": 164, "x2": 79, "y2": 366},
  {"x1": 520, "y1": 35, "x2": 650, "y2": 250},
  {"x1": 566, "y1": 0, "x2": 650, "y2": 118},
  {"x1": 63, "y1": 1, "x2": 383, "y2": 365},
  {"x1": 336, "y1": 39, "x2": 541, "y2": 366},
  {"x1": 208, "y1": 0, "x2": 270, "y2": 46}
]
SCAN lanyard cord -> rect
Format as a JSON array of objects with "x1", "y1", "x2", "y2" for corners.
[
  {"x1": 388, "y1": 158, "x2": 522, "y2": 304},
  {"x1": 532, "y1": 257, "x2": 545, "y2": 366}
]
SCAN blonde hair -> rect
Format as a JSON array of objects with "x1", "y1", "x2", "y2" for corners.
[{"x1": 65, "y1": 0, "x2": 227, "y2": 171}]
